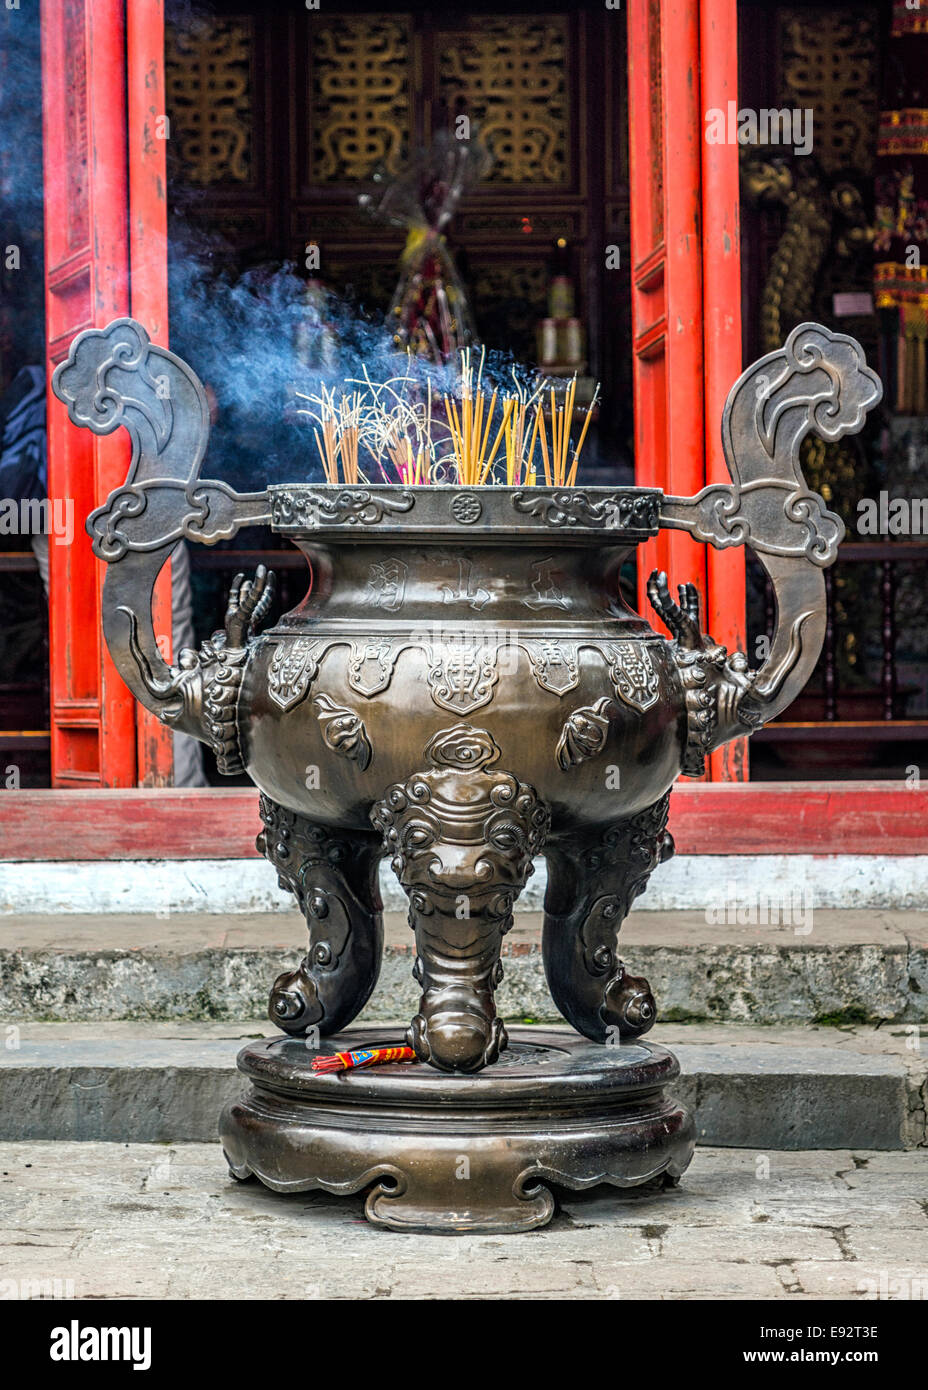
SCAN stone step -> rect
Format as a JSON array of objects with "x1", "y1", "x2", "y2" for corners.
[
  {"x1": 1, "y1": 910, "x2": 925, "y2": 1026},
  {"x1": 1, "y1": 1021, "x2": 924, "y2": 1151}
]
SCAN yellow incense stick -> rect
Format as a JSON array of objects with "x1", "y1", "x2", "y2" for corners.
[
  {"x1": 567, "y1": 386, "x2": 598, "y2": 487},
  {"x1": 537, "y1": 405, "x2": 551, "y2": 486},
  {"x1": 564, "y1": 377, "x2": 576, "y2": 481},
  {"x1": 525, "y1": 405, "x2": 541, "y2": 485}
]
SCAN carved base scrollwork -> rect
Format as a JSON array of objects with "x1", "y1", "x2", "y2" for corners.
[
  {"x1": 257, "y1": 795, "x2": 384, "y2": 1036},
  {"x1": 371, "y1": 725, "x2": 550, "y2": 1073},
  {"x1": 542, "y1": 793, "x2": 674, "y2": 1042}
]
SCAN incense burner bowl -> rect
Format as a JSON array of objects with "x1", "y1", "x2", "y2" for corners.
[
  {"x1": 247, "y1": 485, "x2": 683, "y2": 1069},
  {"x1": 53, "y1": 317, "x2": 881, "y2": 1227}
]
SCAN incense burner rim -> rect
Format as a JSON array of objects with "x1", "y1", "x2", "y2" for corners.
[{"x1": 267, "y1": 481, "x2": 664, "y2": 541}]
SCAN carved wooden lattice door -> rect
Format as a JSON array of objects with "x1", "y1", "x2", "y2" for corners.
[
  {"x1": 627, "y1": 0, "x2": 746, "y2": 779},
  {"x1": 41, "y1": 0, "x2": 172, "y2": 786}
]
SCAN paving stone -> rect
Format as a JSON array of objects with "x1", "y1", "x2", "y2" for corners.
[
  {"x1": 0, "y1": 1143, "x2": 925, "y2": 1301},
  {"x1": 660, "y1": 1224, "x2": 843, "y2": 1262},
  {"x1": 590, "y1": 1260, "x2": 788, "y2": 1298},
  {"x1": 842, "y1": 1227, "x2": 928, "y2": 1263},
  {"x1": 742, "y1": 1199, "x2": 928, "y2": 1230},
  {"x1": 791, "y1": 1261, "x2": 928, "y2": 1299}
]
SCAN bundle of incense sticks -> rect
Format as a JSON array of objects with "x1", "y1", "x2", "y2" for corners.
[
  {"x1": 502, "y1": 371, "x2": 545, "y2": 485},
  {"x1": 295, "y1": 385, "x2": 363, "y2": 484},
  {"x1": 297, "y1": 358, "x2": 600, "y2": 488},
  {"x1": 337, "y1": 391, "x2": 362, "y2": 484},
  {"x1": 533, "y1": 379, "x2": 600, "y2": 487},
  {"x1": 383, "y1": 423, "x2": 428, "y2": 485},
  {"x1": 311, "y1": 1044, "x2": 416, "y2": 1074},
  {"x1": 353, "y1": 366, "x2": 440, "y2": 485},
  {"x1": 442, "y1": 345, "x2": 512, "y2": 486}
]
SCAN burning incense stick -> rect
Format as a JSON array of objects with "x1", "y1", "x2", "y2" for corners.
[{"x1": 297, "y1": 384, "x2": 362, "y2": 485}]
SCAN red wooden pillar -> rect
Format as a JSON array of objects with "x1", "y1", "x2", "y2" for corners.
[
  {"x1": 627, "y1": 0, "x2": 747, "y2": 779},
  {"x1": 41, "y1": 0, "x2": 173, "y2": 786},
  {"x1": 700, "y1": 0, "x2": 747, "y2": 780},
  {"x1": 127, "y1": 0, "x2": 174, "y2": 786},
  {"x1": 42, "y1": 0, "x2": 135, "y2": 787}
]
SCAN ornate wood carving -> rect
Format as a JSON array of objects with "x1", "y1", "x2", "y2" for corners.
[
  {"x1": 779, "y1": 9, "x2": 877, "y2": 176},
  {"x1": 309, "y1": 17, "x2": 410, "y2": 182},
  {"x1": 165, "y1": 16, "x2": 253, "y2": 186},
  {"x1": 438, "y1": 18, "x2": 569, "y2": 185}
]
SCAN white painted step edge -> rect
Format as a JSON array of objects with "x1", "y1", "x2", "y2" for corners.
[{"x1": 2, "y1": 853, "x2": 928, "y2": 914}]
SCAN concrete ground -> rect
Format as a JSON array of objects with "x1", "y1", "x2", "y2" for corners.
[{"x1": 0, "y1": 1143, "x2": 926, "y2": 1300}]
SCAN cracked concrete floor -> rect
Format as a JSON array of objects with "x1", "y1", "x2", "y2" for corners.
[{"x1": 0, "y1": 1144, "x2": 926, "y2": 1299}]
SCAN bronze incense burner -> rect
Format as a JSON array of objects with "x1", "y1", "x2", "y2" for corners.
[{"x1": 53, "y1": 319, "x2": 880, "y2": 1230}]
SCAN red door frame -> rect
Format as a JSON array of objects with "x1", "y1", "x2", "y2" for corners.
[
  {"x1": 41, "y1": 0, "x2": 172, "y2": 788},
  {"x1": 627, "y1": 0, "x2": 747, "y2": 780}
]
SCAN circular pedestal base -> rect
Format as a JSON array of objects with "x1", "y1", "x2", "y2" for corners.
[{"x1": 220, "y1": 1026, "x2": 695, "y2": 1234}]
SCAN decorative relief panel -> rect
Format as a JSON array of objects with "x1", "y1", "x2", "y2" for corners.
[
  {"x1": 602, "y1": 640, "x2": 660, "y2": 713},
  {"x1": 520, "y1": 639, "x2": 580, "y2": 696},
  {"x1": 268, "y1": 638, "x2": 323, "y2": 712},
  {"x1": 426, "y1": 638, "x2": 500, "y2": 716},
  {"x1": 310, "y1": 18, "x2": 410, "y2": 182},
  {"x1": 165, "y1": 17, "x2": 253, "y2": 185},
  {"x1": 438, "y1": 19, "x2": 569, "y2": 184}
]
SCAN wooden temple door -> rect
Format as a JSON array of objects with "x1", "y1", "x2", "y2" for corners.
[
  {"x1": 627, "y1": 0, "x2": 746, "y2": 780},
  {"x1": 41, "y1": 0, "x2": 172, "y2": 786}
]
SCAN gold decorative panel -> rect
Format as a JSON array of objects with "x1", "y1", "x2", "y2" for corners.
[
  {"x1": 310, "y1": 18, "x2": 410, "y2": 183},
  {"x1": 438, "y1": 20, "x2": 569, "y2": 184},
  {"x1": 165, "y1": 17, "x2": 253, "y2": 186},
  {"x1": 779, "y1": 9, "x2": 877, "y2": 175}
]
